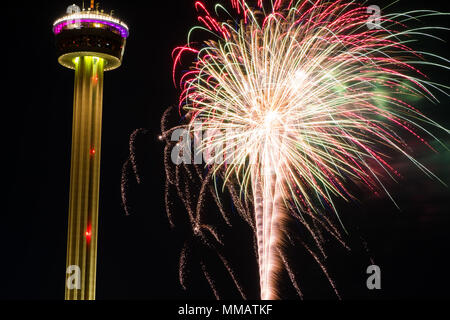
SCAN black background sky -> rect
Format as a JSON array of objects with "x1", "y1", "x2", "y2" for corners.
[{"x1": 2, "y1": 0, "x2": 450, "y2": 300}]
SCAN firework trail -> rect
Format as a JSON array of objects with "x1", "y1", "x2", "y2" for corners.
[{"x1": 122, "y1": 0, "x2": 449, "y2": 299}]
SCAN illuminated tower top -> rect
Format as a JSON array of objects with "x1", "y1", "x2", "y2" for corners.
[{"x1": 53, "y1": 2, "x2": 129, "y2": 71}]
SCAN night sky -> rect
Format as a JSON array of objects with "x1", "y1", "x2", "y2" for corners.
[{"x1": 2, "y1": 0, "x2": 450, "y2": 300}]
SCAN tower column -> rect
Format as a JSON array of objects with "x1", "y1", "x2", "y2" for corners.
[{"x1": 65, "y1": 56, "x2": 104, "y2": 300}]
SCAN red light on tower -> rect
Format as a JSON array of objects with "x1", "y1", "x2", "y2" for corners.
[{"x1": 85, "y1": 227, "x2": 92, "y2": 242}]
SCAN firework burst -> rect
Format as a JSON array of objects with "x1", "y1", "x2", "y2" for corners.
[{"x1": 151, "y1": 0, "x2": 450, "y2": 299}]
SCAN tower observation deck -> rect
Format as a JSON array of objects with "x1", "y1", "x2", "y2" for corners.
[{"x1": 53, "y1": 2, "x2": 129, "y2": 300}]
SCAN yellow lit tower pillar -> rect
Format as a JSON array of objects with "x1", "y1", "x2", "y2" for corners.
[{"x1": 53, "y1": 2, "x2": 129, "y2": 300}]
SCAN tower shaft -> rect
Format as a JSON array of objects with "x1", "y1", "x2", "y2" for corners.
[{"x1": 65, "y1": 56, "x2": 104, "y2": 300}]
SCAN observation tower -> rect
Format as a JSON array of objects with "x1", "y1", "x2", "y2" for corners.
[{"x1": 53, "y1": 1, "x2": 129, "y2": 300}]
